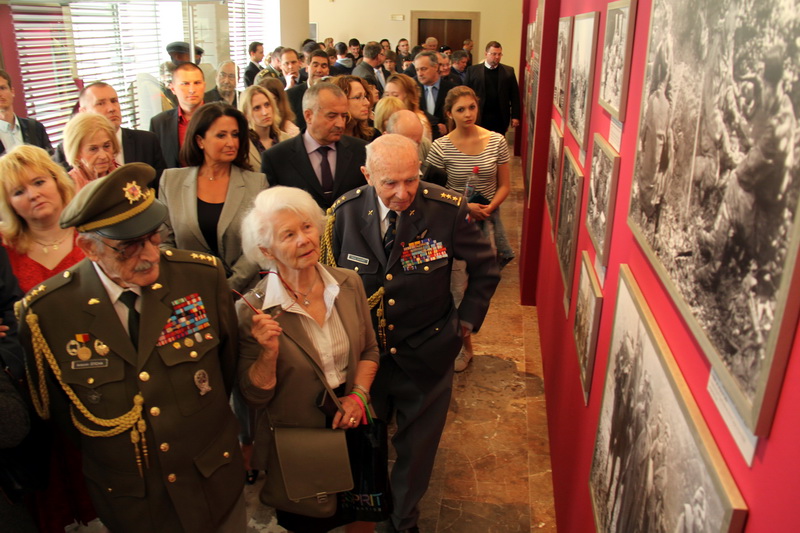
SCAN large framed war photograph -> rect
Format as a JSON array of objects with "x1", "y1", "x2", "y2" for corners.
[
  {"x1": 567, "y1": 12, "x2": 600, "y2": 151},
  {"x1": 546, "y1": 120, "x2": 564, "y2": 234},
  {"x1": 598, "y1": 0, "x2": 637, "y2": 121},
  {"x1": 553, "y1": 16, "x2": 573, "y2": 116},
  {"x1": 557, "y1": 147, "x2": 584, "y2": 315},
  {"x1": 574, "y1": 251, "x2": 603, "y2": 404},
  {"x1": 589, "y1": 266, "x2": 747, "y2": 533},
  {"x1": 627, "y1": 0, "x2": 800, "y2": 434},
  {"x1": 586, "y1": 134, "x2": 621, "y2": 266}
]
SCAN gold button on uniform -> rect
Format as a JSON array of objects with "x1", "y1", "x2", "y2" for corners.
[
  {"x1": 87, "y1": 377, "x2": 94, "y2": 385},
  {"x1": 354, "y1": 266, "x2": 359, "y2": 272},
  {"x1": 386, "y1": 274, "x2": 393, "y2": 281},
  {"x1": 160, "y1": 443, "x2": 170, "y2": 452},
  {"x1": 223, "y1": 451, "x2": 230, "y2": 458},
  {"x1": 390, "y1": 348, "x2": 397, "y2": 354},
  {"x1": 388, "y1": 324, "x2": 395, "y2": 331},
  {"x1": 190, "y1": 351, "x2": 198, "y2": 358},
  {"x1": 150, "y1": 407, "x2": 160, "y2": 416},
  {"x1": 63, "y1": 271, "x2": 70, "y2": 278},
  {"x1": 167, "y1": 474, "x2": 176, "y2": 483},
  {"x1": 388, "y1": 299, "x2": 395, "y2": 306},
  {"x1": 165, "y1": 250, "x2": 173, "y2": 256},
  {"x1": 139, "y1": 371, "x2": 150, "y2": 382},
  {"x1": 423, "y1": 266, "x2": 430, "y2": 271}
]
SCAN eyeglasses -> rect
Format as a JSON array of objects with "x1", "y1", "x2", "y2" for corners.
[
  {"x1": 99, "y1": 230, "x2": 162, "y2": 260},
  {"x1": 348, "y1": 94, "x2": 369, "y2": 101}
]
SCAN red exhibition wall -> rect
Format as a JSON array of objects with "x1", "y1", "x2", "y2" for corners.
[{"x1": 518, "y1": 0, "x2": 800, "y2": 531}]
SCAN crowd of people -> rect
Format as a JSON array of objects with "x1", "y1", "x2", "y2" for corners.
[{"x1": 0, "y1": 33, "x2": 521, "y2": 533}]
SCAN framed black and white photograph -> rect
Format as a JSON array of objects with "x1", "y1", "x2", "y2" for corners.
[
  {"x1": 574, "y1": 251, "x2": 603, "y2": 404},
  {"x1": 557, "y1": 147, "x2": 584, "y2": 315},
  {"x1": 546, "y1": 119, "x2": 564, "y2": 234},
  {"x1": 598, "y1": 0, "x2": 637, "y2": 121},
  {"x1": 589, "y1": 266, "x2": 747, "y2": 533},
  {"x1": 553, "y1": 16, "x2": 573, "y2": 116},
  {"x1": 586, "y1": 134, "x2": 621, "y2": 266},
  {"x1": 627, "y1": 0, "x2": 800, "y2": 434},
  {"x1": 567, "y1": 11, "x2": 600, "y2": 151}
]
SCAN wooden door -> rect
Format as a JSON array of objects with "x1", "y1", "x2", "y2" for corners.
[{"x1": 417, "y1": 19, "x2": 472, "y2": 51}]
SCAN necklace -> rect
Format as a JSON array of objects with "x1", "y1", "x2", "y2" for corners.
[
  {"x1": 33, "y1": 232, "x2": 70, "y2": 254},
  {"x1": 272, "y1": 270, "x2": 318, "y2": 306},
  {"x1": 294, "y1": 276, "x2": 318, "y2": 306}
]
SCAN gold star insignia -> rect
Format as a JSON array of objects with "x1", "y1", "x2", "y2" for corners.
[
  {"x1": 88, "y1": 298, "x2": 100, "y2": 305},
  {"x1": 441, "y1": 192, "x2": 447, "y2": 198},
  {"x1": 123, "y1": 181, "x2": 144, "y2": 204},
  {"x1": 368, "y1": 210, "x2": 374, "y2": 216},
  {"x1": 151, "y1": 283, "x2": 163, "y2": 290}
]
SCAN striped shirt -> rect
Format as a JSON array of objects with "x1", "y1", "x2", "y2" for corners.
[
  {"x1": 425, "y1": 132, "x2": 510, "y2": 201},
  {"x1": 261, "y1": 265, "x2": 350, "y2": 388}
]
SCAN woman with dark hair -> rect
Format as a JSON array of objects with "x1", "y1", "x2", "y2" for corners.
[
  {"x1": 159, "y1": 103, "x2": 266, "y2": 292},
  {"x1": 330, "y1": 75, "x2": 380, "y2": 142},
  {"x1": 256, "y1": 77, "x2": 301, "y2": 137}
]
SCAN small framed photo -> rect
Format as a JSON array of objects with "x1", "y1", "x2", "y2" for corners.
[
  {"x1": 586, "y1": 134, "x2": 621, "y2": 266},
  {"x1": 574, "y1": 251, "x2": 603, "y2": 404},
  {"x1": 546, "y1": 120, "x2": 564, "y2": 235},
  {"x1": 557, "y1": 147, "x2": 584, "y2": 315},
  {"x1": 567, "y1": 11, "x2": 600, "y2": 150},
  {"x1": 598, "y1": 0, "x2": 637, "y2": 120},
  {"x1": 553, "y1": 16, "x2": 573, "y2": 116}
]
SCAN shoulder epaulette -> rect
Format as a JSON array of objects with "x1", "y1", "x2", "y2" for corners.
[
  {"x1": 422, "y1": 184, "x2": 464, "y2": 208},
  {"x1": 22, "y1": 267, "x2": 75, "y2": 307},
  {"x1": 329, "y1": 187, "x2": 366, "y2": 214},
  {"x1": 162, "y1": 248, "x2": 218, "y2": 267}
]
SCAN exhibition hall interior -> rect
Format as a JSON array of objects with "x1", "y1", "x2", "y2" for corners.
[{"x1": 1, "y1": 0, "x2": 799, "y2": 531}]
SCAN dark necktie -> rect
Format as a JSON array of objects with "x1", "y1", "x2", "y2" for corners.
[
  {"x1": 119, "y1": 291, "x2": 140, "y2": 350},
  {"x1": 317, "y1": 146, "x2": 334, "y2": 203},
  {"x1": 383, "y1": 211, "x2": 397, "y2": 257}
]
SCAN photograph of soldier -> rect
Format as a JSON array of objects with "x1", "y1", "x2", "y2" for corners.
[
  {"x1": 598, "y1": 0, "x2": 636, "y2": 120},
  {"x1": 554, "y1": 17, "x2": 573, "y2": 115},
  {"x1": 627, "y1": 0, "x2": 800, "y2": 431},
  {"x1": 573, "y1": 251, "x2": 603, "y2": 403},
  {"x1": 567, "y1": 12, "x2": 599, "y2": 149},
  {"x1": 556, "y1": 147, "x2": 584, "y2": 313},
  {"x1": 586, "y1": 134, "x2": 621, "y2": 265},
  {"x1": 546, "y1": 120, "x2": 564, "y2": 231},
  {"x1": 590, "y1": 267, "x2": 746, "y2": 533}
]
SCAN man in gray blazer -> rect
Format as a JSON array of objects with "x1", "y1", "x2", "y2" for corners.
[
  {"x1": 286, "y1": 50, "x2": 331, "y2": 131},
  {"x1": 261, "y1": 82, "x2": 367, "y2": 210},
  {"x1": 352, "y1": 42, "x2": 390, "y2": 96}
]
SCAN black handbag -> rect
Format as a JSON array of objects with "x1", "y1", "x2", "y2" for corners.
[
  {"x1": 260, "y1": 350, "x2": 354, "y2": 518},
  {"x1": 338, "y1": 404, "x2": 393, "y2": 522}
]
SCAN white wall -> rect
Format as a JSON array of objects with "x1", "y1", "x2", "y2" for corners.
[{"x1": 308, "y1": 0, "x2": 524, "y2": 72}]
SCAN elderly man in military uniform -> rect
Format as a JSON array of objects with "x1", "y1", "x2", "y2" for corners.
[
  {"x1": 329, "y1": 134, "x2": 500, "y2": 532},
  {"x1": 18, "y1": 163, "x2": 244, "y2": 533}
]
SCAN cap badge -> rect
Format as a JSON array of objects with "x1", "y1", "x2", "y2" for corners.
[{"x1": 123, "y1": 181, "x2": 144, "y2": 204}]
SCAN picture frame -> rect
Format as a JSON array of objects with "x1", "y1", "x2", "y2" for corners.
[
  {"x1": 567, "y1": 11, "x2": 600, "y2": 151},
  {"x1": 545, "y1": 119, "x2": 564, "y2": 235},
  {"x1": 598, "y1": 0, "x2": 637, "y2": 121},
  {"x1": 574, "y1": 251, "x2": 603, "y2": 404},
  {"x1": 589, "y1": 265, "x2": 747, "y2": 533},
  {"x1": 626, "y1": 0, "x2": 800, "y2": 435},
  {"x1": 586, "y1": 134, "x2": 621, "y2": 266},
  {"x1": 553, "y1": 16, "x2": 573, "y2": 116},
  {"x1": 556, "y1": 146, "x2": 584, "y2": 315}
]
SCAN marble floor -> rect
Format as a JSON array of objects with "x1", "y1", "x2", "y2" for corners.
[{"x1": 245, "y1": 155, "x2": 557, "y2": 532}]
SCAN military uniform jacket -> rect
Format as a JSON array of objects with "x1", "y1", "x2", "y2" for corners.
[
  {"x1": 19, "y1": 249, "x2": 243, "y2": 533},
  {"x1": 331, "y1": 182, "x2": 500, "y2": 392}
]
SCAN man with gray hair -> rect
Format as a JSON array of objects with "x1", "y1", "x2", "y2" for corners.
[
  {"x1": 415, "y1": 51, "x2": 455, "y2": 138},
  {"x1": 329, "y1": 134, "x2": 499, "y2": 532},
  {"x1": 353, "y1": 42, "x2": 390, "y2": 95},
  {"x1": 261, "y1": 82, "x2": 367, "y2": 209},
  {"x1": 204, "y1": 61, "x2": 240, "y2": 107}
]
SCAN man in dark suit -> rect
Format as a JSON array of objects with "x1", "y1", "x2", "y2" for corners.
[
  {"x1": 415, "y1": 51, "x2": 455, "y2": 138},
  {"x1": 0, "y1": 70, "x2": 52, "y2": 156},
  {"x1": 203, "y1": 61, "x2": 239, "y2": 108},
  {"x1": 286, "y1": 50, "x2": 331, "y2": 131},
  {"x1": 19, "y1": 164, "x2": 245, "y2": 533},
  {"x1": 330, "y1": 135, "x2": 500, "y2": 533},
  {"x1": 463, "y1": 39, "x2": 475, "y2": 66},
  {"x1": 54, "y1": 82, "x2": 166, "y2": 187},
  {"x1": 278, "y1": 48, "x2": 305, "y2": 90},
  {"x1": 149, "y1": 62, "x2": 206, "y2": 169},
  {"x1": 261, "y1": 82, "x2": 367, "y2": 210},
  {"x1": 465, "y1": 41, "x2": 521, "y2": 135},
  {"x1": 244, "y1": 41, "x2": 263, "y2": 87},
  {"x1": 352, "y1": 42, "x2": 390, "y2": 96}
]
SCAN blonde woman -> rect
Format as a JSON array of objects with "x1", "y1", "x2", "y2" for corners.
[
  {"x1": 240, "y1": 85, "x2": 291, "y2": 169},
  {"x1": 63, "y1": 113, "x2": 120, "y2": 190},
  {"x1": 383, "y1": 72, "x2": 432, "y2": 140}
]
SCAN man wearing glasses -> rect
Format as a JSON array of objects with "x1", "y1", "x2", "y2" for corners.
[
  {"x1": 19, "y1": 163, "x2": 245, "y2": 533},
  {"x1": 204, "y1": 61, "x2": 240, "y2": 108}
]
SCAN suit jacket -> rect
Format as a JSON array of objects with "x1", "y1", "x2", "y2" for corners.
[
  {"x1": 159, "y1": 165, "x2": 265, "y2": 292},
  {"x1": 331, "y1": 182, "x2": 500, "y2": 392},
  {"x1": 0, "y1": 116, "x2": 52, "y2": 156},
  {"x1": 260, "y1": 134, "x2": 368, "y2": 210},
  {"x1": 236, "y1": 265, "x2": 379, "y2": 470},
  {"x1": 286, "y1": 82, "x2": 308, "y2": 131},
  {"x1": 19, "y1": 251, "x2": 243, "y2": 533},
  {"x1": 244, "y1": 61, "x2": 261, "y2": 87},
  {"x1": 417, "y1": 78, "x2": 456, "y2": 138},
  {"x1": 352, "y1": 61, "x2": 390, "y2": 96},
  {"x1": 464, "y1": 63, "x2": 521, "y2": 132},
  {"x1": 149, "y1": 108, "x2": 180, "y2": 169}
]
